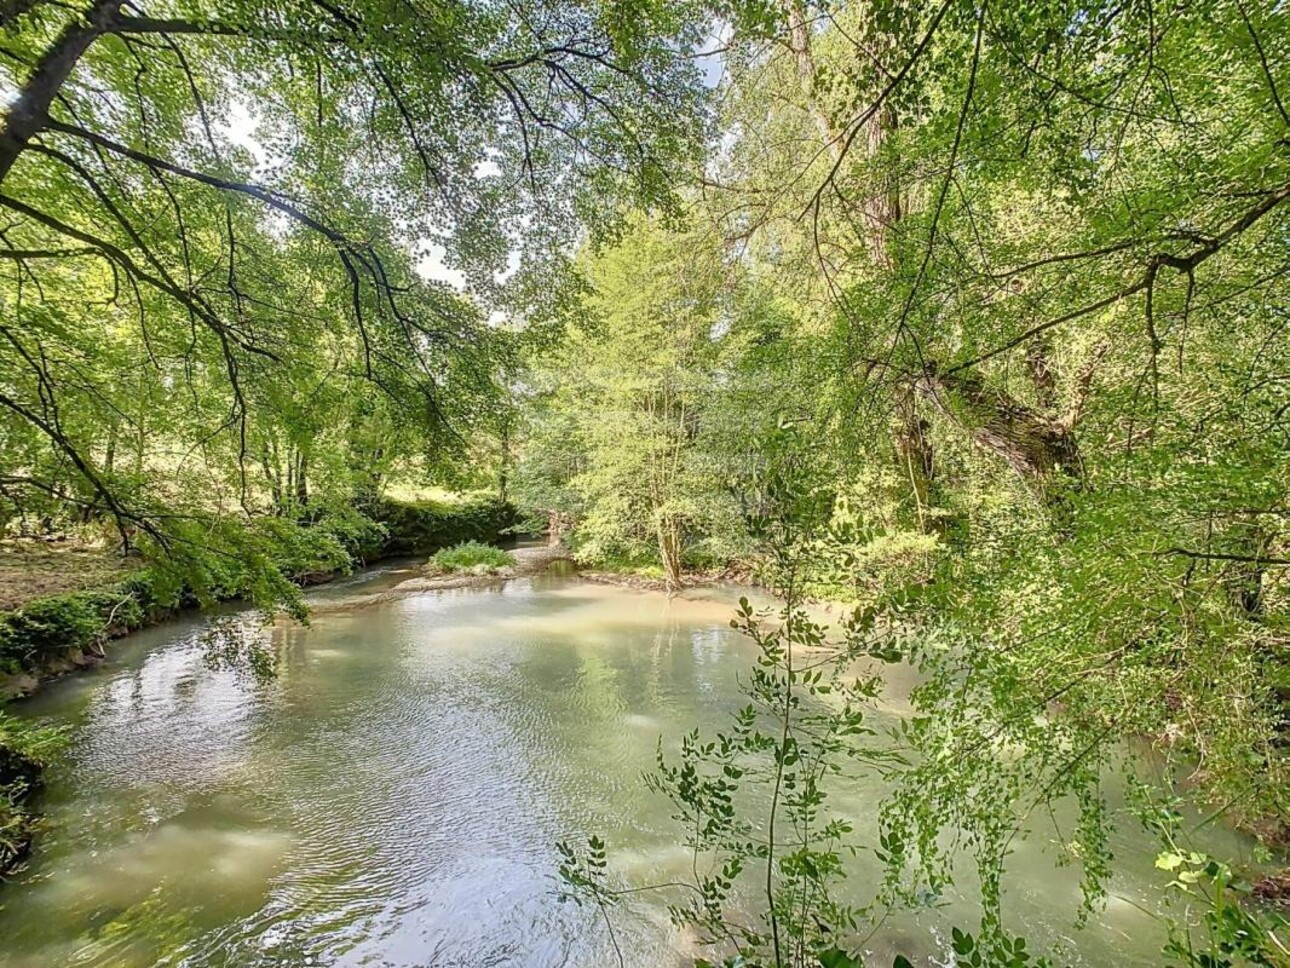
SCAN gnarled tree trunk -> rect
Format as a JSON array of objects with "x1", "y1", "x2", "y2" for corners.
[{"x1": 917, "y1": 369, "x2": 1084, "y2": 481}]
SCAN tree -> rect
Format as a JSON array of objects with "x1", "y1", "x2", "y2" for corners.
[
  {"x1": 705, "y1": 0, "x2": 1290, "y2": 834},
  {"x1": 516, "y1": 215, "x2": 755, "y2": 584},
  {"x1": 0, "y1": 0, "x2": 720, "y2": 596},
  {"x1": 554, "y1": 2, "x2": 1290, "y2": 962}
]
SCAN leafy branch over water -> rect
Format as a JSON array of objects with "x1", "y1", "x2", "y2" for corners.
[{"x1": 559, "y1": 471, "x2": 1289, "y2": 968}]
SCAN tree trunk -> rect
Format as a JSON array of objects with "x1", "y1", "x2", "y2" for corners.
[
  {"x1": 261, "y1": 443, "x2": 283, "y2": 512},
  {"x1": 0, "y1": 0, "x2": 121, "y2": 186},
  {"x1": 859, "y1": 86, "x2": 899, "y2": 268},
  {"x1": 784, "y1": 0, "x2": 839, "y2": 157},
  {"x1": 783, "y1": 0, "x2": 898, "y2": 267},
  {"x1": 498, "y1": 420, "x2": 510, "y2": 503},
  {"x1": 1225, "y1": 523, "x2": 1272, "y2": 617},
  {"x1": 657, "y1": 515, "x2": 683, "y2": 589},
  {"x1": 294, "y1": 450, "x2": 309, "y2": 508},
  {"x1": 895, "y1": 394, "x2": 936, "y2": 529},
  {"x1": 103, "y1": 421, "x2": 116, "y2": 474},
  {"x1": 918, "y1": 369, "x2": 1083, "y2": 481}
]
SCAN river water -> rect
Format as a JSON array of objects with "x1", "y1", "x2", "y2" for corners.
[{"x1": 0, "y1": 566, "x2": 1263, "y2": 967}]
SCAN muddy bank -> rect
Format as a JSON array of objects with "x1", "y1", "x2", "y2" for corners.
[{"x1": 579, "y1": 565, "x2": 752, "y2": 593}]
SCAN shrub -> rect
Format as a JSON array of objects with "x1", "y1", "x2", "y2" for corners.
[
  {"x1": 118, "y1": 571, "x2": 181, "y2": 621},
  {"x1": 0, "y1": 593, "x2": 102, "y2": 670},
  {"x1": 366, "y1": 496, "x2": 517, "y2": 557},
  {"x1": 426, "y1": 541, "x2": 514, "y2": 574}
]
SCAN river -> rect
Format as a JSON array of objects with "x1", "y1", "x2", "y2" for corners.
[{"x1": 0, "y1": 565, "x2": 1263, "y2": 967}]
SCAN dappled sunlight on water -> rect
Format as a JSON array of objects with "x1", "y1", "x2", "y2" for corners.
[{"x1": 0, "y1": 572, "x2": 1264, "y2": 967}]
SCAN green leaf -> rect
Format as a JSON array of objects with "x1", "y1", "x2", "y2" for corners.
[
  {"x1": 818, "y1": 949, "x2": 863, "y2": 968},
  {"x1": 1155, "y1": 851, "x2": 1186, "y2": 871}
]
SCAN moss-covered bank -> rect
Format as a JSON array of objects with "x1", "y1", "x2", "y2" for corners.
[
  {"x1": 0, "y1": 743, "x2": 39, "y2": 876},
  {"x1": 0, "y1": 712, "x2": 61, "y2": 877}
]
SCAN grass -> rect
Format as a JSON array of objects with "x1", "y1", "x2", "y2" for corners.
[
  {"x1": 425, "y1": 541, "x2": 514, "y2": 575},
  {"x1": 379, "y1": 483, "x2": 467, "y2": 504}
]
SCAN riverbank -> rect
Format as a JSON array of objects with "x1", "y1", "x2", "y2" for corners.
[
  {"x1": 578, "y1": 563, "x2": 754, "y2": 593},
  {"x1": 305, "y1": 543, "x2": 575, "y2": 614},
  {"x1": 0, "y1": 497, "x2": 517, "y2": 700},
  {"x1": 397, "y1": 543, "x2": 573, "y2": 588},
  {"x1": 0, "y1": 730, "x2": 40, "y2": 880}
]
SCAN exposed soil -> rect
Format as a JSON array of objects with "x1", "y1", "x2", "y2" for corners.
[
  {"x1": 1253, "y1": 870, "x2": 1290, "y2": 907},
  {"x1": 579, "y1": 565, "x2": 752, "y2": 593}
]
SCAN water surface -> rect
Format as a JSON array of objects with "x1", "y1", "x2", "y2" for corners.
[{"x1": 0, "y1": 569, "x2": 1261, "y2": 966}]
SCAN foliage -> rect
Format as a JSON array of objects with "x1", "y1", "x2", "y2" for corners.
[
  {"x1": 366, "y1": 496, "x2": 517, "y2": 557},
  {"x1": 560, "y1": 465, "x2": 895, "y2": 967},
  {"x1": 558, "y1": 467, "x2": 1287, "y2": 965},
  {"x1": 705, "y1": 0, "x2": 1290, "y2": 837},
  {"x1": 514, "y1": 216, "x2": 792, "y2": 583},
  {"x1": 0, "y1": 710, "x2": 64, "y2": 769},
  {"x1": 0, "y1": 0, "x2": 1286, "y2": 960},
  {"x1": 0, "y1": 711, "x2": 64, "y2": 873},
  {"x1": 426, "y1": 540, "x2": 515, "y2": 574},
  {"x1": 1133, "y1": 786, "x2": 1290, "y2": 968},
  {"x1": 0, "y1": 591, "x2": 104, "y2": 672},
  {"x1": 541, "y1": 0, "x2": 1288, "y2": 961},
  {"x1": 0, "y1": 0, "x2": 726, "y2": 607}
]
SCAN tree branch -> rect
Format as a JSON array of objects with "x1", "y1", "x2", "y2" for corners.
[{"x1": 0, "y1": 0, "x2": 122, "y2": 185}]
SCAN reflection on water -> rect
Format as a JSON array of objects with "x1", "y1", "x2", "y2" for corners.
[{"x1": 0, "y1": 573, "x2": 1263, "y2": 967}]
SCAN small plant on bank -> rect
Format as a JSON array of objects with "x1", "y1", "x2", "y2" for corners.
[{"x1": 425, "y1": 541, "x2": 515, "y2": 575}]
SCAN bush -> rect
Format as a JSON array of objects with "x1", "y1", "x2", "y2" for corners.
[
  {"x1": 426, "y1": 540, "x2": 514, "y2": 574},
  {"x1": 118, "y1": 571, "x2": 181, "y2": 622},
  {"x1": 256, "y1": 515, "x2": 354, "y2": 581},
  {"x1": 0, "y1": 593, "x2": 102, "y2": 671},
  {"x1": 0, "y1": 580, "x2": 174, "y2": 674},
  {"x1": 366, "y1": 496, "x2": 518, "y2": 557}
]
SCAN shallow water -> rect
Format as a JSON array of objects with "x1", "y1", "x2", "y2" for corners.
[{"x1": 0, "y1": 568, "x2": 1264, "y2": 967}]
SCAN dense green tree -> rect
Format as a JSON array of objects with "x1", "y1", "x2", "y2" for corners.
[
  {"x1": 542, "y1": 1, "x2": 1290, "y2": 963},
  {"x1": 0, "y1": 0, "x2": 726, "y2": 601},
  {"x1": 697, "y1": 0, "x2": 1290, "y2": 842},
  {"x1": 515, "y1": 216, "x2": 748, "y2": 583}
]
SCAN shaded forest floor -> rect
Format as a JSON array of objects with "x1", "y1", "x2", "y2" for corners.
[{"x1": 0, "y1": 540, "x2": 136, "y2": 612}]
